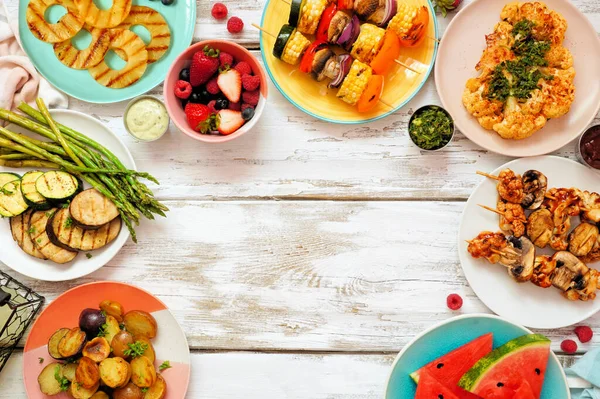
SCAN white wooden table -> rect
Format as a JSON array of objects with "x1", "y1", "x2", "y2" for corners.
[{"x1": 1, "y1": 0, "x2": 599, "y2": 397}]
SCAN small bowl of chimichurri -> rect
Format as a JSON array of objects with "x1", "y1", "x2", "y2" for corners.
[{"x1": 408, "y1": 105, "x2": 455, "y2": 151}]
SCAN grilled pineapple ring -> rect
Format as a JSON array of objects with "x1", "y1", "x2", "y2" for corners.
[
  {"x1": 26, "y1": 0, "x2": 84, "y2": 43},
  {"x1": 53, "y1": 24, "x2": 111, "y2": 69},
  {"x1": 74, "y1": 0, "x2": 132, "y2": 28},
  {"x1": 89, "y1": 29, "x2": 148, "y2": 89},
  {"x1": 114, "y1": 6, "x2": 171, "y2": 64}
]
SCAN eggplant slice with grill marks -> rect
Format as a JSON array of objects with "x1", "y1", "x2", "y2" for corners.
[
  {"x1": 29, "y1": 209, "x2": 78, "y2": 264},
  {"x1": 70, "y1": 189, "x2": 119, "y2": 230},
  {"x1": 48, "y1": 208, "x2": 122, "y2": 252},
  {"x1": 10, "y1": 209, "x2": 47, "y2": 260}
]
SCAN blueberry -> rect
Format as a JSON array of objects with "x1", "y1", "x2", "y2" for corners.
[
  {"x1": 180, "y1": 98, "x2": 188, "y2": 108},
  {"x1": 179, "y1": 68, "x2": 190, "y2": 81},
  {"x1": 242, "y1": 107, "x2": 255, "y2": 121},
  {"x1": 189, "y1": 92, "x2": 203, "y2": 104},
  {"x1": 199, "y1": 89, "x2": 212, "y2": 103},
  {"x1": 215, "y1": 98, "x2": 229, "y2": 110},
  {"x1": 161, "y1": 0, "x2": 174, "y2": 4}
]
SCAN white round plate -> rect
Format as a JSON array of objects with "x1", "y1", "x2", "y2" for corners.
[
  {"x1": 458, "y1": 156, "x2": 600, "y2": 329},
  {"x1": 0, "y1": 109, "x2": 133, "y2": 281},
  {"x1": 435, "y1": 0, "x2": 600, "y2": 157}
]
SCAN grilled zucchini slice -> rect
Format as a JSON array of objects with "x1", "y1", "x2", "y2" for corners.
[
  {"x1": 35, "y1": 171, "x2": 81, "y2": 201},
  {"x1": 273, "y1": 24, "x2": 295, "y2": 60},
  {"x1": 21, "y1": 171, "x2": 51, "y2": 210},
  {"x1": 70, "y1": 189, "x2": 119, "y2": 229},
  {"x1": 0, "y1": 172, "x2": 20, "y2": 187},
  {"x1": 0, "y1": 180, "x2": 29, "y2": 217}
]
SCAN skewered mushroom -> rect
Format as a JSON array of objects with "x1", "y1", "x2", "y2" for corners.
[
  {"x1": 564, "y1": 268, "x2": 599, "y2": 301},
  {"x1": 579, "y1": 190, "x2": 600, "y2": 224},
  {"x1": 568, "y1": 222, "x2": 599, "y2": 257},
  {"x1": 527, "y1": 208, "x2": 554, "y2": 248},
  {"x1": 581, "y1": 235, "x2": 600, "y2": 264},
  {"x1": 532, "y1": 255, "x2": 555, "y2": 288},
  {"x1": 521, "y1": 170, "x2": 547, "y2": 210},
  {"x1": 499, "y1": 236, "x2": 535, "y2": 282},
  {"x1": 550, "y1": 251, "x2": 589, "y2": 292},
  {"x1": 543, "y1": 188, "x2": 582, "y2": 251}
]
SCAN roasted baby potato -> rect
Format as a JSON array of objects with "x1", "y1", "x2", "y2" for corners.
[
  {"x1": 76, "y1": 356, "x2": 101, "y2": 389},
  {"x1": 100, "y1": 299, "x2": 125, "y2": 322},
  {"x1": 48, "y1": 327, "x2": 70, "y2": 359},
  {"x1": 99, "y1": 357, "x2": 131, "y2": 388},
  {"x1": 130, "y1": 356, "x2": 157, "y2": 388},
  {"x1": 83, "y1": 337, "x2": 111, "y2": 363},
  {"x1": 63, "y1": 362, "x2": 78, "y2": 381},
  {"x1": 58, "y1": 327, "x2": 87, "y2": 358},
  {"x1": 104, "y1": 315, "x2": 121, "y2": 344},
  {"x1": 79, "y1": 308, "x2": 107, "y2": 338},
  {"x1": 123, "y1": 310, "x2": 157, "y2": 338},
  {"x1": 37, "y1": 363, "x2": 65, "y2": 395},
  {"x1": 133, "y1": 335, "x2": 156, "y2": 363},
  {"x1": 71, "y1": 376, "x2": 100, "y2": 399},
  {"x1": 144, "y1": 374, "x2": 167, "y2": 399},
  {"x1": 112, "y1": 330, "x2": 134, "y2": 359},
  {"x1": 90, "y1": 392, "x2": 110, "y2": 399},
  {"x1": 113, "y1": 382, "x2": 144, "y2": 399}
]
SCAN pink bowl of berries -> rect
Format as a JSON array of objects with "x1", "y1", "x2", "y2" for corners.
[{"x1": 164, "y1": 40, "x2": 268, "y2": 143}]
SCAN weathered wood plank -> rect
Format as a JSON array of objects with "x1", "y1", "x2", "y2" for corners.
[
  {"x1": 0, "y1": 350, "x2": 582, "y2": 399},
  {"x1": 3, "y1": 201, "x2": 598, "y2": 352}
]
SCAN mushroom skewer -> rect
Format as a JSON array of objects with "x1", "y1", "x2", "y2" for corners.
[
  {"x1": 568, "y1": 223, "x2": 599, "y2": 257},
  {"x1": 477, "y1": 169, "x2": 547, "y2": 209},
  {"x1": 478, "y1": 202, "x2": 527, "y2": 238},
  {"x1": 527, "y1": 208, "x2": 554, "y2": 249},
  {"x1": 577, "y1": 190, "x2": 600, "y2": 224},
  {"x1": 477, "y1": 169, "x2": 524, "y2": 205},
  {"x1": 543, "y1": 188, "x2": 585, "y2": 251}
]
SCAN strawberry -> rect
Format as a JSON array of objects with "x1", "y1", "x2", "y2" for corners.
[
  {"x1": 434, "y1": 0, "x2": 462, "y2": 17},
  {"x1": 207, "y1": 100, "x2": 218, "y2": 114},
  {"x1": 189, "y1": 46, "x2": 220, "y2": 87},
  {"x1": 217, "y1": 69, "x2": 242, "y2": 103},
  {"x1": 185, "y1": 103, "x2": 218, "y2": 134},
  {"x1": 241, "y1": 74, "x2": 260, "y2": 91},
  {"x1": 217, "y1": 109, "x2": 245, "y2": 135}
]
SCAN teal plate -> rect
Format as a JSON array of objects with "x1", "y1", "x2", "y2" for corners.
[
  {"x1": 385, "y1": 314, "x2": 570, "y2": 399},
  {"x1": 18, "y1": 0, "x2": 195, "y2": 103}
]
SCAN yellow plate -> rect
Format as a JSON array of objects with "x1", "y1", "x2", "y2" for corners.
[{"x1": 260, "y1": 0, "x2": 439, "y2": 124}]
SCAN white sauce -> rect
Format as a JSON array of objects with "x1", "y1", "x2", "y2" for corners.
[{"x1": 125, "y1": 98, "x2": 169, "y2": 141}]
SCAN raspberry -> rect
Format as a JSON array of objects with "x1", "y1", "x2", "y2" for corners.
[
  {"x1": 227, "y1": 16, "x2": 244, "y2": 34},
  {"x1": 174, "y1": 80, "x2": 192, "y2": 99},
  {"x1": 241, "y1": 103, "x2": 254, "y2": 112},
  {"x1": 242, "y1": 74, "x2": 260, "y2": 91},
  {"x1": 574, "y1": 326, "x2": 593, "y2": 343},
  {"x1": 206, "y1": 77, "x2": 220, "y2": 95},
  {"x1": 219, "y1": 52, "x2": 234, "y2": 68},
  {"x1": 211, "y1": 3, "x2": 228, "y2": 19},
  {"x1": 229, "y1": 101, "x2": 241, "y2": 111},
  {"x1": 446, "y1": 294, "x2": 463, "y2": 310},
  {"x1": 234, "y1": 61, "x2": 252, "y2": 76},
  {"x1": 241, "y1": 89, "x2": 259, "y2": 106},
  {"x1": 207, "y1": 100, "x2": 217, "y2": 114},
  {"x1": 561, "y1": 339, "x2": 577, "y2": 354}
]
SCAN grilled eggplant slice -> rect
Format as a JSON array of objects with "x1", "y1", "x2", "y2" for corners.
[
  {"x1": 0, "y1": 180, "x2": 29, "y2": 217},
  {"x1": 48, "y1": 208, "x2": 122, "y2": 251},
  {"x1": 70, "y1": 189, "x2": 120, "y2": 229},
  {"x1": 83, "y1": 337, "x2": 111, "y2": 363},
  {"x1": 48, "y1": 327, "x2": 70, "y2": 359},
  {"x1": 38, "y1": 363, "x2": 65, "y2": 396},
  {"x1": 10, "y1": 209, "x2": 47, "y2": 260},
  {"x1": 35, "y1": 171, "x2": 81, "y2": 201},
  {"x1": 30, "y1": 209, "x2": 78, "y2": 264},
  {"x1": 21, "y1": 171, "x2": 51, "y2": 210},
  {"x1": 58, "y1": 327, "x2": 87, "y2": 358}
]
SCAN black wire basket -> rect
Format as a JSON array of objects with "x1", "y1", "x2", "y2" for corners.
[{"x1": 0, "y1": 270, "x2": 44, "y2": 373}]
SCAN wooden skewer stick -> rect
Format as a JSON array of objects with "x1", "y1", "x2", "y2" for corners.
[
  {"x1": 465, "y1": 240, "x2": 473, "y2": 245},
  {"x1": 476, "y1": 171, "x2": 499, "y2": 180},
  {"x1": 478, "y1": 204, "x2": 528, "y2": 223},
  {"x1": 394, "y1": 59, "x2": 420, "y2": 74},
  {"x1": 490, "y1": 248, "x2": 507, "y2": 256},
  {"x1": 252, "y1": 23, "x2": 276, "y2": 39},
  {"x1": 379, "y1": 99, "x2": 395, "y2": 109}
]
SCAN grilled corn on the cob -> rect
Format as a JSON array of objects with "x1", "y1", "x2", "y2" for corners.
[
  {"x1": 388, "y1": 4, "x2": 420, "y2": 37},
  {"x1": 337, "y1": 60, "x2": 372, "y2": 105},
  {"x1": 282, "y1": 30, "x2": 311, "y2": 65},
  {"x1": 298, "y1": 0, "x2": 328, "y2": 35},
  {"x1": 350, "y1": 24, "x2": 385, "y2": 64}
]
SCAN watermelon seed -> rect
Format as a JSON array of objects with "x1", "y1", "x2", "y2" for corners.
[
  {"x1": 535, "y1": 368, "x2": 541, "y2": 375},
  {"x1": 436, "y1": 363, "x2": 444, "y2": 369},
  {"x1": 497, "y1": 382, "x2": 504, "y2": 387},
  {"x1": 437, "y1": 395, "x2": 443, "y2": 399}
]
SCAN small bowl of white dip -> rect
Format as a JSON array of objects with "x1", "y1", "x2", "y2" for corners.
[{"x1": 124, "y1": 96, "x2": 170, "y2": 142}]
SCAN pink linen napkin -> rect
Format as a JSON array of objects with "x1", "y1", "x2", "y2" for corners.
[{"x1": 0, "y1": 0, "x2": 68, "y2": 113}]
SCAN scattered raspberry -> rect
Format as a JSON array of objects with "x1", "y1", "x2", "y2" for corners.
[
  {"x1": 206, "y1": 77, "x2": 220, "y2": 95},
  {"x1": 219, "y1": 52, "x2": 234, "y2": 68},
  {"x1": 227, "y1": 16, "x2": 244, "y2": 34},
  {"x1": 174, "y1": 80, "x2": 192, "y2": 99},
  {"x1": 229, "y1": 101, "x2": 241, "y2": 111},
  {"x1": 241, "y1": 89, "x2": 259, "y2": 106},
  {"x1": 446, "y1": 294, "x2": 463, "y2": 310},
  {"x1": 575, "y1": 326, "x2": 593, "y2": 343},
  {"x1": 211, "y1": 3, "x2": 228, "y2": 19},
  {"x1": 242, "y1": 74, "x2": 260, "y2": 91},
  {"x1": 561, "y1": 339, "x2": 577, "y2": 354},
  {"x1": 207, "y1": 100, "x2": 218, "y2": 114},
  {"x1": 234, "y1": 61, "x2": 252, "y2": 76},
  {"x1": 241, "y1": 103, "x2": 254, "y2": 112}
]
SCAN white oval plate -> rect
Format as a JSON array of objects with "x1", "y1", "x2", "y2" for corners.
[
  {"x1": 458, "y1": 156, "x2": 600, "y2": 329},
  {"x1": 435, "y1": 0, "x2": 600, "y2": 157},
  {"x1": 0, "y1": 109, "x2": 133, "y2": 281}
]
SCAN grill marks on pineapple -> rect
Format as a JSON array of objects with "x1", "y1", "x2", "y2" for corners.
[
  {"x1": 53, "y1": 25, "x2": 111, "y2": 69},
  {"x1": 114, "y1": 6, "x2": 171, "y2": 63},
  {"x1": 74, "y1": 0, "x2": 132, "y2": 28},
  {"x1": 26, "y1": 0, "x2": 85, "y2": 43}
]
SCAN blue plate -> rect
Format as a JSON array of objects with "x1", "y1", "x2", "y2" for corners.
[
  {"x1": 18, "y1": 0, "x2": 195, "y2": 103},
  {"x1": 385, "y1": 314, "x2": 570, "y2": 399}
]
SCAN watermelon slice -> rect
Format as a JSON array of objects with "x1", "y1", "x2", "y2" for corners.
[
  {"x1": 458, "y1": 334, "x2": 550, "y2": 399},
  {"x1": 474, "y1": 369, "x2": 536, "y2": 399},
  {"x1": 411, "y1": 333, "x2": 493, "y2": 386},
  {"x1": 415, "y1": 371, "x2": 483, "y2": 399}
]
